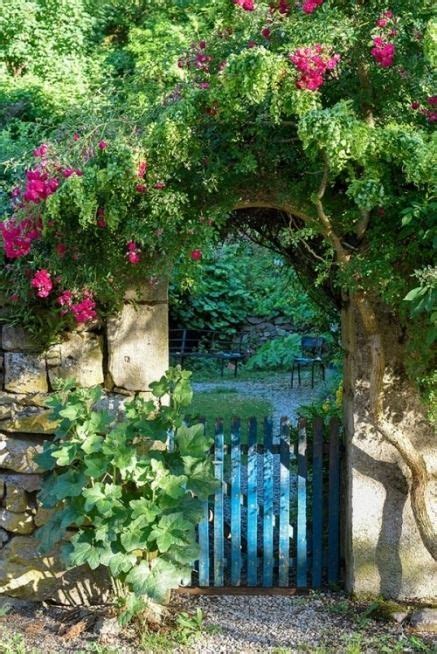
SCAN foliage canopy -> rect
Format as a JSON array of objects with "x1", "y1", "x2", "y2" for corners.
[{"x1": 0, "y1": 0, "x2": 436, "y2": 388}]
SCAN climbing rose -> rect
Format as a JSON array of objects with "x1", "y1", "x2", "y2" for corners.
[
  {"x1": 154, "y1": 181, "x2": 166, "y2": 190},
  {"x1": 261, "y1": 27, "x2": 271, "y2": 39},
  {"x1": 427, "y1": 96, "x2": 437, "y2": 106},
  {"x1": 289, "y1": 46, "x2": 340, "y2": 91},
  {"x1": 56, "y1": 243, "x2": 67, "y2": 257},
  {"x1": 371, "y1": 37, "x2": 395, "y2": 67},
  {"x1": 302, "y1": 0, "x2": 323, "y2": 13},
  {"x1": 70, "y1": 296, "x2": 97, "y2": 323},
  {"x1": 233, "y1": 0, "x2": 255, "y2": 11},
  {"x1": 96, "y1": 207, "x2": 107, "y2": 228},
  {"x1": 126, "y1": 241, "x2": 141, "y2": 264},
  {"x1": 23, "y1": 170, "x2": 59, "y2": 204},
  {"x1": 33, "y1": 143, "x2": 48, "y2": 158},
  {"x1": 31, "y1": 269, "x2": 53, "y2": 298},
  {"x1": 137, "y1": 161, "x2": 148, "y2": 177},
  {"x1": 57, "y1": 290, "x2": 73, "y2": 315},
  {"x1": 0, "y1": 218, "x2": 41, "y2": 259},
  {"x1": 136, "y1": 183, "x2": 147, "y2": 193},
  {"x1": 98, "y1": 140, "x2": 108, "y2": 150},
  {"x1": 191, "y1": 249, "x2": 202, "y2": 261}
]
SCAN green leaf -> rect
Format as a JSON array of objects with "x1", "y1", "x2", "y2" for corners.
[
  {"x1": 125, "y1": 560, "x2": 151, "y2": 594},
  {"x1": 59, "y1": 404, "x2": 83, "y2": 421}
]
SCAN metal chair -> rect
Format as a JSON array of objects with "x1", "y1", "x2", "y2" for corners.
[{"x1": 291, "y1": 336, "x2": 326, "y2": 388}]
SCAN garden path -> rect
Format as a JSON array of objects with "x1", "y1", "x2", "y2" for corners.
[{"x1": 192, "y1": 370, "x2": 335, "y2": 432}]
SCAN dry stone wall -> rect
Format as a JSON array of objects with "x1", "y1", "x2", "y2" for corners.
[{"x1": 0, "y1": 280, "x2": 169, "y2": 603}]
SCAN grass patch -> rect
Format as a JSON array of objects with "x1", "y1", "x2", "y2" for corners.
[{"x1": 188, "y1": 391, "x2": 273, "y2": 429}]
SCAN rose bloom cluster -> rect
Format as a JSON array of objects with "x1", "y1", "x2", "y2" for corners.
[
  {"x1": 31, "y1": 269, "x2": 53, "y2": 298},
  {"x1": 0, "y1": 217, "x2": 41, "y2": 259},
  {"x1": 371, "y1": 11, "x2": 397, "y2": 68},
  {"x1": 302, "y1": 0, "x2": 324, "y2": 14},
  {"x1": 54, "y1": 286, "x2": 97, "y2": 324},
  {"x1": 289, "y1": 46, "x2": 340, "y2": 91},
  {"x1": 233, "y1": 0, "x2": 255, "y2": 10}
]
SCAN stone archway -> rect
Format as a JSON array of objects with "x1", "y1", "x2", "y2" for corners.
[{"x1": 0, "y1": 210, "x2": 435, "y2": 600}]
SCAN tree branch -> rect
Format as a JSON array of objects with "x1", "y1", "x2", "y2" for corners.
[{"x1": 373, "y1": 420, "x2": 437, "y2": 561}]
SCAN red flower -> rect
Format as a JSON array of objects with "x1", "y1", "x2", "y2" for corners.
[
  {"x1": 33, "y1": 143, "x2": 49, "y2": 158},
  {"x1": 154, "y1": 182, "x2": 166, "y2": 190},
  {"x1": 31, "y1": 269, "x2": 53, "y2": 298},
  {"x1": 137, "y1": 161, "x2": 148, "y2": 178},
  {"x1": 191, "y1": 249, "x2": 202, "y2": 261},
  {"x1": 98, "y1": 140, "x2": 108, "y2": 150},
  {"x1": 136, "y1": 183, "x2": 147, "y2": 193},
  {"x1": 56, "y1": 243, "x2": 67, "y2": 257}
]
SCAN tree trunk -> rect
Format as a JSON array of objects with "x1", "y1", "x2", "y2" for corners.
[{"x1": 342, "y1": 295, "x2": 437, "y2": 599}]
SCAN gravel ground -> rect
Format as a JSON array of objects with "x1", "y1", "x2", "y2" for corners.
[{"x1": 1, "y1": 593, "x2": 435, "y2": 653}]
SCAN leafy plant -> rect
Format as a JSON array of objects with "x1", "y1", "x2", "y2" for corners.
[
  {"x1": 36, "y1": 367, "x2": 218, "y2": 623},
  {"x1": 174, "y1": 608, "x2": 208, "y2": 645},
  {"x1": 244, "y1": 334, "x2": 302, "y2": 371}
]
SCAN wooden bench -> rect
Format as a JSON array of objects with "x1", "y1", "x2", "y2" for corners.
[{"x1": 169, "y1": 329, "x2": 248, "y2": 377}]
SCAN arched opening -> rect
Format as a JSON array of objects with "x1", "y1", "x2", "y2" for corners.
[{"x1": 168, "y1": 205, "x2": 345, "y2": 589}]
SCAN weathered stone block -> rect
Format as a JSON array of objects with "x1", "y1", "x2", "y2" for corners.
[
  {"x1": 0, "y1": 473, "x2": 43, "y2": 493},
  {"x1": 0, "y1": 536, "x2": 110, "y2": 604},
  {"x1": 0, "y1": 405, "x2": 58, "y2": 434},
  {"x1": 4, "y1": 353, "x2": 48, "y2": 394},
  {"x1": 0, "y1": 509, "x2": 34, "y2": 534},
  {"x1": 1, "y1": 326, "x2": 38, "y2": 352},
  {"x1": 410, "y1": 608, "x2": 437, "y2": 633},
  {"x1": 0, "y1": 435, "x2": 44, "y2": 474},
  {"x1": 5, "y1": 486, "x2": 29, "y2": 513},
  {"x1": 47, "y1": 333, "x2": 104, "y2": 388},
  {"x1": 124, "y1": 278, "x2": 168, "y2": 303},
  {"x1": 107, "y1": 303, "x2": 169, "y2": 392}
]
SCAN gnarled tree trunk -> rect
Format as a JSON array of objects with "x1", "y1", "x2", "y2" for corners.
[{"x1": 342, "y1": 296, "x2": 437, "y2": 599}]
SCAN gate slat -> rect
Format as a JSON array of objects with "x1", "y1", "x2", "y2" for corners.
[
  {"x1": 279, "y1": 417, "x2": 290, "y2": 587},
  {"x1": 247, "y1": 417, "x2": 258, "y2": 586},
  {"x1": 263, "y1": 417, "x2": 274, "y2": 587},
  {"x1": 312, "y1": 417, "x2": 324, "y2": 588},
  {"x1": 198, "y1": 500, "x2": 209, "y2": 586},
  {"x1": 297, "y1": 417, "x2": 307, "y2": 588},
  {"x1": 231, "y1": 417, "x2": 242, "y2": 586},
  {"x1": 328, "y1": 417, "x2": 341, "y2": 585},
  {"x1": 214, "y1": 419, "x2": 224, "y2": 587}
]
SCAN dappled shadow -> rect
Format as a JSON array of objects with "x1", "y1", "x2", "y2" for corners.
[{"x1": 352, "y1": 443, "x2": 408, "y2": 597}]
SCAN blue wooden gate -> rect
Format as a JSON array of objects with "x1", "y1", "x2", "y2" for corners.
[{"x1": 193, "y1": 416, "x2": 342, "y2": 589}]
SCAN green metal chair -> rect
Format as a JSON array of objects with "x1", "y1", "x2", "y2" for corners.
[{"x1": 291, "y1": 336, "x2": 326, "y2": 388}]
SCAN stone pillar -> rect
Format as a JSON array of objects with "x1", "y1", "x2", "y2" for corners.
[
  {"x1": 0, "y1": 278, "x2": 169, "y2": 602},
  {"x1": 107, "y1": 279, "x2": 169, "y2": 394},
  {"x1": 342, "y1": 301, "x2": 437, "y2": 601}
]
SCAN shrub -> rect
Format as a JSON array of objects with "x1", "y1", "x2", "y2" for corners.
[
  {"x1": 36, "y1": 367, "x2": 217, "y2": 623},
  {"x1": 244, "y1": 333, "x2": 302, "y2": 371}
]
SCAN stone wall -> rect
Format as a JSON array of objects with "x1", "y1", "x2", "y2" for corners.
[
  {"x1": 240, "y1": 315, "x2": 295, "y2": 347},
  {"x1": 0, "y1": 280, "x2": 169, "y2": 602}
]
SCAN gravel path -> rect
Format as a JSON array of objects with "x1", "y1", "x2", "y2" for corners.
[
  {"x1": 1, "y1": 593, "x2": 435, "y2": 653},
  {"x1": 177, "y1": 593, "x2": 436, "y2": 653}
]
